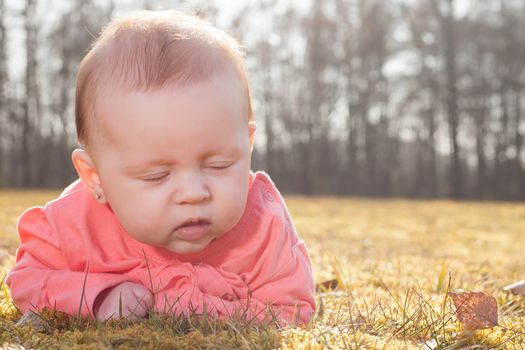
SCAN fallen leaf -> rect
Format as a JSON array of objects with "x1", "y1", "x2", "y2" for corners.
[
  {"x1": 503, "y1": 280, "x2": 525, "y2": 295},
  {"x1": 351, "y1": 312, "x2": 366, "y2": 330},
  {"x1": 448, "y1": 291, "x2": 498, "y2": 330},
  {"x1": 16, "y1": 313, "x2": 50, "y2": 333},
  {"x1": 315, "y1": 279, "x2": 339, "y2": 292}
]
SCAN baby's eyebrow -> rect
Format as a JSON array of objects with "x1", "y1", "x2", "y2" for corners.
[
  {"x1": 197, "y1": 145, "x2": 245, "y2": 160},
  {"x1": 123, "y1": 148, "x2": 243, "y2": 172},
  {"x1": 123, "y1": 160, "x2": 169, "y2": 172}
]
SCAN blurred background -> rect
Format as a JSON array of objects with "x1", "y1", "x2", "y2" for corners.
[{"x1": 0, "y1": 0, "x2": 523, "y2": 200}]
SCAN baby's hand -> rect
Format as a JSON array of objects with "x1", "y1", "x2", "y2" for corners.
[{"x1": 93, "y1": 282, "x2": 153, "y2": 321}]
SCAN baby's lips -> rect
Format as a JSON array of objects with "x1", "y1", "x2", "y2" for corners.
[{"x1": 176, "y1": 217, "x2": 211, "y2": 229}]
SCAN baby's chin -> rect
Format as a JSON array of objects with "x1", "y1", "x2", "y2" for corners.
[{"x1": 166, "y1": 236, "x2": 216, "y2": 255}]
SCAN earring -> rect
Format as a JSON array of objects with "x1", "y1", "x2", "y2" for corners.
[{"x1": 96, "y1": 193, "x2": 101, "y2": 200}]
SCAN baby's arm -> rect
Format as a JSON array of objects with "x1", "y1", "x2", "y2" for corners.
[
  {"x1": 6, "y1": 207, "x2": 133, "y2": 318},
  {"x1": 93, "y1": 281, "x2": 152, "y2": 320}
]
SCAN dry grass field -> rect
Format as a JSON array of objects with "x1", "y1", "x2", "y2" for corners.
[{"x1": 1, "y1": 190, "x2": 525, "y2": 349}]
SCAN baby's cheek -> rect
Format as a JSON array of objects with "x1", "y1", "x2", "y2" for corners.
[
  {"x1": 122, "y1": 207, "x2": 161, "y2": 243},
  {"x1": 223, "y1": 189, "x2": 248, "y2": 229}
]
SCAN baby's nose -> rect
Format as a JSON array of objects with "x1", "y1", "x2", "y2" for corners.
[{"x1": 172, "y1": 173, "x2": 210, "y2": 205}]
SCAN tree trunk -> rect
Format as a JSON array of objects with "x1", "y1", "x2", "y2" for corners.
[
  {"x1": 427, "y1": 105, "x2": 438, "y2": 197},
  {"x1": 442, "y1": 0, "x2": 462, "y2": 199},
  {"x1": 514, "y1": 90, "x2": 523, "y2": 198},
  {"x1": 346, "y1": 100, "x2": 359, "y2": 195},
  {"x1": 475, "y1": 108, "x2": 487, "y2": 199},
  {"x1": 22, "y1": 0, "x2": 40, "y2": 187},
  {"x1": 261, "y1": 41, "x2": 276, "y2": 178},
  {"x1": 0, "y1": 0, "x2": 6, "y2": 185}
]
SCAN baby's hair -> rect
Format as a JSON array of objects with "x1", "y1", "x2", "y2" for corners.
[{"x1": 75, "y1": 10, "x2": 253, "y2": 148}]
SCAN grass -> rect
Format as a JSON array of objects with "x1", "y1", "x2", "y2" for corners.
[{"x1": 1, "y1": 190, "x2": 525, "y2": 348}]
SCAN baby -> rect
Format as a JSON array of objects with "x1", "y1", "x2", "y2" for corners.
[{"x1": 6, "y1": 10, "x2": 315, "y2": 325}]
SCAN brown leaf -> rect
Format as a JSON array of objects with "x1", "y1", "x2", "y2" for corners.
[
  {"x1": 315, "y1": 279, "x2": 339, "y2": 292},
  {"x1": 448, "y1": 291, "x2": 498, "y2": 330},
  {"x1": 352, "y1": 312, "x2": 366, "y2": 330},
  {"x1": 503, "y1": 280, "x2": 525, "y2": 295},
  {"x1": 16, "y1": 313, "x2": 50, "y2": 333}
]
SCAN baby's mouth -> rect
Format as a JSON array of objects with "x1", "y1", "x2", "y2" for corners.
[
  {"x1": 174, "y1": 218, "x2": 211, "y2": 241},
  {"x1": 177, "y1": 218, "x2": 211, "y2": 228}
]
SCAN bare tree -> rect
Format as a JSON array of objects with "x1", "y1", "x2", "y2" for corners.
[
  {"x1": 46, "y1": 0, "x2": 113, "y2": 186},
  {"x1": 461, "y1": 5, "x2": 496, "y2": 198},
  {"x1": 0, "y1": 0, "x2": 7, "y2": 184},
  {"x1": 403, "y1": 3, "x2": 442, "y2": 197},
  {"x1": 431, "y1": 0, "x2": 462, "y2": 198},
  {"x1": 337, "y1": 0, "x2": 394, "y2": 196},
  {"x1": 300, "y1": 1, "x2": 337, "y2": 194},
  {"x1": 21, "y1": 0, "x2": 41, "y2": 187},
  {"x1": 499, "y1": 1, "x2": 525, "y2": 199}
]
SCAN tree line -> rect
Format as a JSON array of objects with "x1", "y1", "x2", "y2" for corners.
[{"x1": 0, "y1": 0, "x2": 524, "y2": 200}]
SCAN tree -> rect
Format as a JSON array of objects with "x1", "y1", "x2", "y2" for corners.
[
  {"x1": 0, "y1": 0, "x2": 7, "y2": 184},
  {"x1": 337, "y1": 0, "x2": 395, "y2": 196},
  {"x1": 46, "y1": 0, "x2": 113, "y2": 186},
  {"x1": 21, "y1": 0, "x2": 40, "y2": 187},
  {"x1": 300, "y1": 1, "x2": 339, "y2": 194},
  {"x1": 432, "y1": 0, "x2": 462, "y2": 198},
  {"x1": 403, "y1": 2, "x2": 443, "y2": 197}
]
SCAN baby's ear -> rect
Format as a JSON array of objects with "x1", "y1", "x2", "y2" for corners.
[
  {"x1": 71, "y1": 148, "x2": 106, "y2": 203},
  {"x1": 248, "y1": 121, "x2": 257, "y2": 152}
]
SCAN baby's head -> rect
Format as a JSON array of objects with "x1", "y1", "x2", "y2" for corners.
[{"x1": 72, "y1": 10, "x2": 257, "y2": 254}]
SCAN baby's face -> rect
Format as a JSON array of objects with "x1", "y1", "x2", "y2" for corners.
[{"x1": 90, "y1": 74, "x2": 255, "y2": 254}]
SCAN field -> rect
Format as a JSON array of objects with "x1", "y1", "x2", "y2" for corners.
[{"x1": 1, "y1": 190, "x2": 525, "y2": 349}]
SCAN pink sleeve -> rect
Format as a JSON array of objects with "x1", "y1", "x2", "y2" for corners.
[
  {"x1": 6, "y1": 207, "x2": 131, "y2": 317},
  {"x1": 241, "y1": 184, "x2": 316, "y2": 324},
  {"x1": 238, "y1": 204, "x2": 316, "y2": 325},
  {"x1": 244, "y1": 238, "x2": 316, "y2": 325}
]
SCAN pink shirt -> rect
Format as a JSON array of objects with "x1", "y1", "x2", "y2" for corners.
[{"x1": 6, "y1": 171, "x2": 315, "y2": 325}]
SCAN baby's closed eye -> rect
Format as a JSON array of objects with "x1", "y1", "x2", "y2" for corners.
[
  {"x1": 205, "y1": 162, "x2": 233, "y2": 170},
  {"x1": 140, "y1": 172, "x2": 169, "y2": 182}
]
